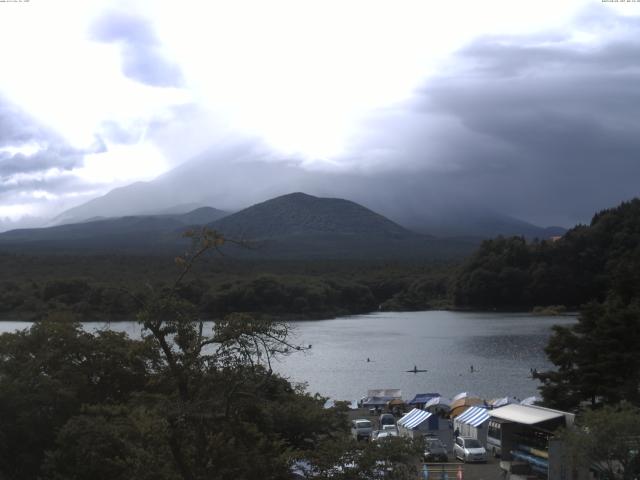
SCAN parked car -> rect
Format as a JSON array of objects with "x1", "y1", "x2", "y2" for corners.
[
  {"x1": 381, "y1": 424, "x2": 398, "y2": 433},
  {"x1": 372, "y1": 430, "x2": 398, "y2": 442},
  {"x1": 351, "y1": 419, "x2": 373, "y2": 441},
  {"x1": 423, "y1": 437, "x2": 448, "y2": 462},
  {"x1": 379, "y1": 413, "x2": 395, "y2": 427},
  {"x1": 453, "y1": 437, "x2": 487, "y2": 463}
]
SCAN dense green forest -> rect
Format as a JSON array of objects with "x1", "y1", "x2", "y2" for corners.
[
  {"x1": 0, "y1": 253, "x2": 454, "y2": 321},
  {"x1": 519, "y1": 200, "x2": 640, "y2": 410},
  {"x1": 452, "y1": 199, "x2": 640, "y2": 310}
]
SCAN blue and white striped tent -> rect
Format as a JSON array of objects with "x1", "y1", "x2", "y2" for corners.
[
  {"x1": 454, "y1": 406, "x2": 491, "y2": 445},
  {"x1": 455, "y1": 406, "x2": 490, "y2": 427},
  {"x1": 398, "y1": 408, "x2": 433, "y2": 430}
]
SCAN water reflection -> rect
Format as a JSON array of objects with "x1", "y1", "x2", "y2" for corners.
[
  {"x1": 275, "y1": 311, "x2": 576, "y2": 402},
  {"x1": 0, "y1": 310, "x2": 575, "y2": 403}
]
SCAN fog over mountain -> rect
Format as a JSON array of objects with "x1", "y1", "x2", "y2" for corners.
[{"x1": 52, "y1": 138, "x2": 566, "y2": 238}]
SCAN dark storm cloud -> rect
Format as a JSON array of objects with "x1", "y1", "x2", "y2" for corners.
[
  {"x1": 349, "y1": 11, "x2": 640, "y2": 226},
  {"x1": 0, "y1": 173, "x2": 83, "y2": 196},
  {"x1": 90, "y1": 11, "x2": 183, "y2": 87},
  {"x1": 0, "y1": 146, "x2": 83, "y2": 176},
  {"x1": 0, "y1": 97, "x2": 94, "y2": 200},
  {"x1": 0, "y1": 98, "x2": 86, "y2": 176},
  {"x1": 0, "y1": 98, "x2": 47, "y2": 145}
]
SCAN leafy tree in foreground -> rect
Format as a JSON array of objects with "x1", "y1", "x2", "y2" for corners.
[
  {"x1": 0, "y1": 228, "x2": 420, "y2": 480},
  {"x1": 536, "y1": 299, "x2": 640, "y2": 410},
  {"x1": 534, "y1": 199, "x2": 640, "y2": 411},
  {"x1": 558, "y1": 403, "x2": 640, "y2": 480},
  {"x1": 0, "y1": 314, "x2": 160, "y2": 479}
]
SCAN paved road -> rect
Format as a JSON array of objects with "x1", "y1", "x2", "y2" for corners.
[{"x1": 422, "y1": 458, "x2": 505, "y2": 480}]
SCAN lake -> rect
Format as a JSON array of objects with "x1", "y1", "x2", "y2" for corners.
[{"x1": 0, "y1": 310, "x2": 576, "y2": 403}]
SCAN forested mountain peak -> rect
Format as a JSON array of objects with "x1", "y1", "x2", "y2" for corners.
[{"x1": 208, "y1": 192, "x2": 414, "y2": 239}]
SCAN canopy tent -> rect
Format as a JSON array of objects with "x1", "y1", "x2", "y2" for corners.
[
  {"x1": 452, "y1": 392, "x2": 468, "y2": 402},
  {"x1": 425, "y1": 396, "x2": 450, "y2": 409},
  {"x1": 359, "y1": 389, "x2": 402, "y2": 408},
  {"x1": 360, "y1": 396, "x2": 395, "y2": 408},
  {"x1": 489, "y1": 397, "x2": 515, "y2": 408},
  {"x1": 324, "y1": 399, "x2": 358, "y2": 409},
  {"x1": 387, "y1": 398, "x2": 405, "y2": 406},
  {"x1": 449, "y1": 397, "x2": 483, "y2": 418},
  {"x1": 455, "y1": 406, "x2": 490, "y2": 427},
  {"x1": 408, "y1": 393, "x2": 440, "y2": 407},
  {"x1": 398, "y1": 408, "x2": 433, "y2": 430},
  {"x1": 367, "y1": 389, "x2": 401, "y2": 398},
  {"x1": 490, "y1": 404, "x2": 574, "y2": 427}
]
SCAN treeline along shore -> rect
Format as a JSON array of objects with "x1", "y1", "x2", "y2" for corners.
[
  {"x1": 1, "y1": 198, "x2": 639, "y2": 322},
  {"x1": 0, "y1": 254, "x2": 453, "y2": 321}
]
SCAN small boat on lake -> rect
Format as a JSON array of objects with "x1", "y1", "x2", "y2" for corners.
[{"x1": 406, "y1": 366, "x2": 428, "y2": 373}]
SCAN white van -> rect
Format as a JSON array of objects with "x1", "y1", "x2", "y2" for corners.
[{"x1": 351, "y1": 419, "x2": 373, "y2": 440}]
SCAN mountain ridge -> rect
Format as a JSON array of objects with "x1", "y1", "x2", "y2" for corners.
[
  {"x1": 208, "y1": 192, "x2": 416, "y2": 240},
  {"x1": 0, "y1": 192, "x2": 478, "y2": 259},
  {"x1": 47, "y1": 141, "x2": 566, "y2": 239}
]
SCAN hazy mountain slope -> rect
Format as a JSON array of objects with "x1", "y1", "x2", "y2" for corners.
[
  {"x1": 51, "y1": 140, "x2": 564, "y2": 238},
  {"x1": 0, "y1": 191, "x2": 480, "y2": 259},
  {"x1": 169, "y1": 206, "x2": 228, "y2": 226},
  {"x1": 400, "y1": 208, "x2": 566, "y2": 239},
  {"x1": 0, "y1": 207, "x2": 228, "y2": 253},
  {"x1": 52, "y1": 140, "x2": 306, "y2": 225}
]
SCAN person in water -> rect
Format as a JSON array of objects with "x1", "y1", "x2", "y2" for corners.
[{"x1": 470, "y1": 365, "x2": 474, "y2": 373}]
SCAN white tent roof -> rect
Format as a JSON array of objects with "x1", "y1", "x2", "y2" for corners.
[
  {"x1": 425, "y1": 396, "x2": 450, "y2": 408},
  {"x1": 489, "y1": 397, "x2": 514, "y2": 408},
  {"x1": 489, "y1": 404, "x2": 572, "y2": 425},
  {"x1": 455, "y1": 406, "x2": 490, "y2": 427},
  {"x1": 398, "y1": 408, "x2": 432, "y2": 430},
  {"x1": 367, "y1": 389, "x2": 401, "y2": 398}
]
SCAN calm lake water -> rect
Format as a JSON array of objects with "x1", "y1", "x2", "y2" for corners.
[{"x1": 0, "y1": 311, "x2": 576, "y2": 403}]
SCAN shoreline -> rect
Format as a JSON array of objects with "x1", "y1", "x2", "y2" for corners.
[{"x1": 0, "y1": 307, "x2": 578, "y2": 323}]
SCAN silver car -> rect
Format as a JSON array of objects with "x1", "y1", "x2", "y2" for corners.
[{"x1": 453, "y1": 437, "x2": 487, "y2": 463}]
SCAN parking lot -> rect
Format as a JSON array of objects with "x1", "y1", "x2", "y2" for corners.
[{"x1": 349, "y1": 408, "x2": 506, "y2": 480}]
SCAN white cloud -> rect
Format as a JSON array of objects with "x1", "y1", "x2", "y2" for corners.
[{"x1": 75, "y1": 141, "x2": 169, "y2": 184}]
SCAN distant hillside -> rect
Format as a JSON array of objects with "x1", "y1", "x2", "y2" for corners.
[
  {"x1": 209, "y1": 192, "x2": 412, "y2": 239},
  {"x1": 203, "y1": 193, "x2": 482, "y2": 260},
  {"x1": 0, "y1": 207, "x2": 228, "y2": 253},
  {"x1": 452, "y1": 198, "x2": 640, "y2": 309},
  {"x1": 0, "y1": 192, "x2": 479, "y2": 259},
  {"x1": 171, "y1": 207, "x2": 228, "y2": 226},
  {"x1": 401, "y1": 207, "x2": 566, "y2": 239},
  {"x1": 49, "y1": 140, "x2": 567, "y2": 239}
]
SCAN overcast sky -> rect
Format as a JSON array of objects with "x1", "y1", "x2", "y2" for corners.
[{"x1": 0, "y1": 0, "x2": 639, "y2": 229}]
